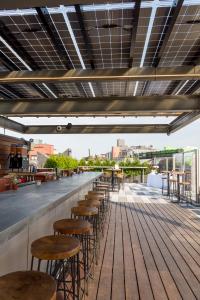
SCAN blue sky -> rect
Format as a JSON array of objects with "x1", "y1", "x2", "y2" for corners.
[{"x1": 1, "y1": 117, "x2": 199, "y2": 159}]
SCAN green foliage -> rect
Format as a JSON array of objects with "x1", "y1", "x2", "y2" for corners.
[
  {"x1": 78, "y1": 158, "x2": 152, "y2": 175},
  {"x1": 44, "y1": 155, "x2": 78, "y2": 170},
  {"x1": 78, "y1": 158, "x2": 115, "y2": 171}
]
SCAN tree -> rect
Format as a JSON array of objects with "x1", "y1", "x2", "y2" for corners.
[{"x1": 44, "y1": 155, "x2": 78, "y2": 170}]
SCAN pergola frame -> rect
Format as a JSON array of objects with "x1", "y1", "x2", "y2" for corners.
[
  {"x1": 0, "y1": 95, "x2": 200, "y2": 117},
  {"x1": 0, "y1": 116, "x2": 198, "y2": 135},
  {"x1": 1, "y1": 66, "x2": 200, "y2": 84},
  {"x1": 0, "y1": 1, "x2": 200, "y2": 136}
]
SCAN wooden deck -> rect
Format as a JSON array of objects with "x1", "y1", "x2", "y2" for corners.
[{"x1": 87, "y1": 184, "x2": 200, "y2": 300}]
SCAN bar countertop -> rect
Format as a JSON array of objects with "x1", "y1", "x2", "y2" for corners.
[{"x1": 0, "y1": 172, "x2": 101, "y2": 243}]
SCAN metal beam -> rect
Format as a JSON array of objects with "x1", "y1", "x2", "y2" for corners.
[
  {"x1": 0, "y1": 51, "x2": 17, "y2": 70},
  {"x1": 1, "y1": 66, "x2": 200, "y2": 84},
  {"x1": 1, "y1": 95, "x2": 200, "y2": 116},
  {"x1": 0, "y1": 0, "x2": 114, "y2": 9},
  {"x1": 185, "y1": 81, "x2": 200, "y2": 95},
  {"x1": 75, "y1": 4, "x2": 95, "y2": 69},
  {"x1": 142, "y1": 0, "x2": 184, "y2": 95},
  {"x1": 0, "y1": 90, "x2": 11, "y2": 99},
  {"x1": 153, "y1": 0, "x2": 184, "y2": 68},
  {"x1": 1, "y1": 85, "x2": 24, "y2": 98},
  {"x1": 126, "y1": 0, "x2": 141, "y2": 95},
  {"x1": 24, "y1": 124, "x2": 169, "y2": 134},
  {"x1": 168, "y1": 48, "x2": 200, "y2": 130},
  {"x1": 168, "y1": 111, "x2": 200, "y2": 134},
  {"x1": 169, "y1": 52, "x2": 200, "y2": 96},
  {"x1": 0, "y1": 116, "x2": 26, "y2": 133},
  {"x1": 36, "y1": 6, "x2": 88, "y2": 97},
  {"x1": 0, "y1": 21, "x2": 53, "y2": 98},
  {"x1": 129, "y1": 0, "x2": 141, "y2": 68},
  {"x1": 74, "y1": 4, "x2": 102, "y2": 96},
  {"x1": 0, "y1": 20, "x2": 39, "y2": 70},
  {"x1": 1, "y1": 39, "x2": 43, "y2": 98},
  {"x1": 36, "y1": 7, "x2": 73, "y2": 69}
]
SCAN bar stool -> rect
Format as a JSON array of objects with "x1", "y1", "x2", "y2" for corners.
[
  {"x1": 169, "y1": 174, "x2": 178, "y2": 202},
  {"x1": 93, "y1": 181, "x2": 110, "y2": 196},
  {"x1": 86, "y1": 194, "x2": 105, "y2": 207},
  {"x1": 79, "y1": 198, "x2": 105, "y2": 236},
  {"x1": 53, "y1": 219, "x2": 92, "y2": 296},
  {"x1": 85, "y1": 195, "x2": 107, "y2": 234},
  {"x1": 0, "y1": 270, "x2": 56, "y2": 300},
  {"x1": 92, "y1": 184, "x2": 110, "y2": 212},
  {"x1": 88, "y1": 190, "x2": 105, "y2": 196},
  {"x1": 179, "y1": 172, "x2": 192, "y2": 205},
  {"x1": 71, "y1": 206, "x2": 100, "y2": 265},
  {"x1": 31, "y1": 235, "x2": 81, "y2": 300},
  {"x1": 78, "y1": 199, "x2": 100, "y2": 208}
]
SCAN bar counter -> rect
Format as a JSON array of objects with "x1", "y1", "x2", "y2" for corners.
[{"x1": 0, "y1": 172, "x2": 101, "y2": 276}]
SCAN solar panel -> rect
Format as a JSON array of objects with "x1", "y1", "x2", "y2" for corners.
[{"x1": 0, "y1": 1, "x2": 199, "y2": 107}]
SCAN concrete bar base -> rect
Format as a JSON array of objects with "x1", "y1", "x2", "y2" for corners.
[{"x1": 0, "y1": 172, "x2": 101, "y2": 276}]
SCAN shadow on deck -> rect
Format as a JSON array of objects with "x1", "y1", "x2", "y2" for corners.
[{"x1": 86, "y1": 183, "x2": 200, "y2": 300}]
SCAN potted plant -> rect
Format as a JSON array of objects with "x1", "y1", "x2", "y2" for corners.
[{"x1": 12, "y1": 176, "x2": 19, "y2": 190}]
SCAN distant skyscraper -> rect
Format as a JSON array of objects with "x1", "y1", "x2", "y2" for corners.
[
  {"x1": 63, "y1": 148, "x2": 72, "y2": 156},
  {"x1": 117, "y1": 139, "x2": 125, "y2": 147}
]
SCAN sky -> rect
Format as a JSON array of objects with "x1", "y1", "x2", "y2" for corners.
[{"x1": 1, "y1": 116, "x2": 200, "y2": 159}]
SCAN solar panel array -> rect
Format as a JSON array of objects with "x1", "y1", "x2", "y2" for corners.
[{"x1": 0, "y1": 1, "x2": 199, "y2": 104}]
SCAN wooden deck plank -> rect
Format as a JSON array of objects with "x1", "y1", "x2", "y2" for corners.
[
  {"x1": 146, "y1": 203, "x2": 200, "y2": 282},
  {"x1": 125, "y1": 203, "x2": 154, "y2": 300},
  {"x1": 128, "y1": 202, "x2": 168, "y2": 300},
  {"x1": 167, "y1": 203, "x2": 200, "y2": 231},
  {"x1": 140, "y1": 202, "x2": 199, "y2": 299},
  {"x1": 137, "y1": 202, "x2": 196, "y2": 299},
  {"x1": 153, "y1": 203, "x2": 200, "y2": 264},
  {"x1": 121, "y1": 203, "x2": 139, "y2": 300},
  {"x1": 86, "y1": 205, "x2": 112, "y2": 300},
  {"x1": 87, "y1": 184, "x2": 200, "y2": 300},
  {"x1": 96, "y1": 203, "x2": 116, "y2": 300},
  {"x1": 158, "y1": 204, "x2": 200, "y2": 253},
  {"x1": 162, "y1": 204, "x2": 200, "y2": 247},
  {"x1": 111, "y1": 202, "x2": 125, "y2": 300},
  {"x1": 133, "y1": 202, "x2": 182, "y2": 300}
]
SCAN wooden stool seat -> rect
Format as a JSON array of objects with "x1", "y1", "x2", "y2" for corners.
[
  {"x1": 71, "y1": 206, "x2": 98, "y2": 217},
  {"x1": 95, "y1": 186, "x2": 109, "y2": 192},
  {"x1": 0, "y1": 271, "x2": 56, "y2": 300},
  {"x1": 88, "y1": 191, "x2": 104, "y2": 195},
  {"x1": 78, "y1": 199, "x2": 101, "y2": 208},
  {"x1": 31, "y1": 235, "x2": 80, "y2": 260},
  {"x1": 86, "y1": 194, "x2": 104, "y2": 201},
  {"x1": 96, "y1": 184, "x2": 109, "y2": 188},
  {"x1": 54, "y1": 219, "x2": 92, "y2": 235}
]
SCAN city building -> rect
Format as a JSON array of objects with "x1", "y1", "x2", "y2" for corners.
[
  {"x1": 111, "y1": 146, "x2": 121, "y2": 159},
  {"x1": 111, "y1": 140, "x2": 157, "y2": 161},
  {"x1": 62, "y1": 148, "x2": 72, "y2": 157},
  {"x1": 29, "y1": 140, "x2": 55, "y2": 168},
  {"x1": 117, "y1": 139, "x2": 126, "y2": 147},
  {"x1": 130, "y1": 145, "x2": 157, "y2": 155},
  {"x1": 111, "y1": 139, "x2": 156, "y2": 161}
]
